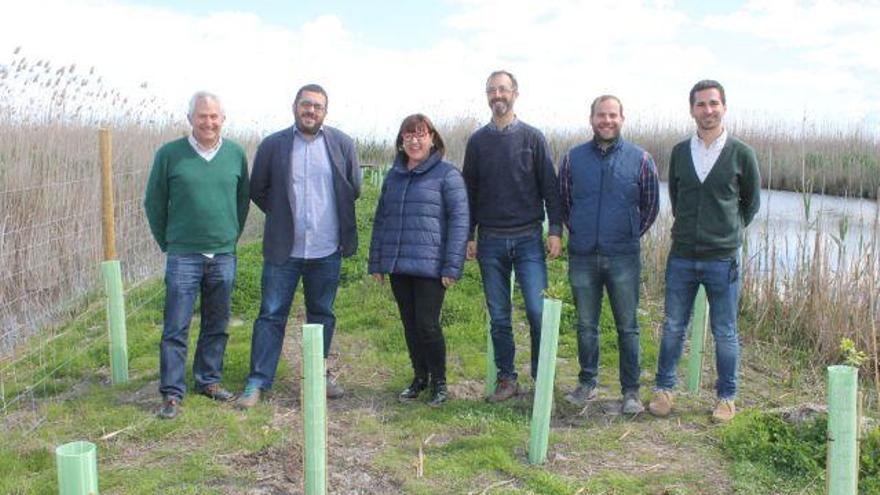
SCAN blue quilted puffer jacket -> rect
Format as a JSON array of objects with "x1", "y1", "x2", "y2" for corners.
[{"x1": 368, "y1": 151, "x2": 469, "y2": 279}]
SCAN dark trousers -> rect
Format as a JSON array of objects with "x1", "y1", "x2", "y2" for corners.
[{"x1": 390, "y1": 274, "x2": 448, "y2": 383}]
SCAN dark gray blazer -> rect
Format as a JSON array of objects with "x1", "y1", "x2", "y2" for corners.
[{"x1": 250, "y1": 125, "x2": 361, "y2": 264}]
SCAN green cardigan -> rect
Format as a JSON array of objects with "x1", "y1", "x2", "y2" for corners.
[
  {"x1": 143, "y1": 137, "x2": 250, "y2": 254},
  {"x1": 668, "y1": 136, "x2": 761, "y2": 260}
]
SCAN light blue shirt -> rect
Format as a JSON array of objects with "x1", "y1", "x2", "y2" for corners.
[{"x1": 289, "y1": 128, "x2": 339, "y2": 259}]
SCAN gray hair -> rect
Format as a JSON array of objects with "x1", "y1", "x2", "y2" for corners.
[{"x1": 187, "y1": 90, "x2": 225, "y2": 118}]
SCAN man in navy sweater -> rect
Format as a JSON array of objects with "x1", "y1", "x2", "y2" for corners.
[
  {"x1": 558, "y1": 95, "x2": 659, "y2": 414},
  {"x1": 462, "y1": 70, "x2": 562, "y2": 402}
]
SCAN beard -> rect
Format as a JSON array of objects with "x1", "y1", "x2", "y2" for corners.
[
  {"x1": 295, "y1": 112, "x2": 323, "y2": 135},
  {"x1": 490, "y1": 98, "x2": 511, "y2": 118},
  {"x1": 592, "y1": 126, "x2": 620, "y2": 146}
]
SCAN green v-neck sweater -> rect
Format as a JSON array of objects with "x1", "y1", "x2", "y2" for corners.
[
  {"x1": 144, "y1": 137, "x2": 250, "y2": 254},
  {"x1": 668, "y1": 136, "x2": 761, "y2": 260}
]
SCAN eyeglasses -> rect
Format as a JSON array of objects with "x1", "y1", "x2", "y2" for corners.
[
  {"x1": 402, "y1": 130, "x2": 430, "y2": 141},
  {"x1": 486, "y1": 85, "x2": 514, "y2": 95},
  {"x1": 298, "y1": 100, "x2": 326, "y2": 112}
]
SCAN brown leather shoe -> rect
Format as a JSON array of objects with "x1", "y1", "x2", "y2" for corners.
[
  {"x1": 199, "y1": 383, "x2": 236, "y2": 402},
  {"x1": 712, "y1": 399, "x2": 736, "y2": 423},
  {"x1": 648, "y1": 390, "x2": 674, "y2": 417},
  {"x1": 487, "y1": 378, "x2": 518, "y2": 403},
  {"x1": 236, "y1": 385, "x2": 261, "y2": 409}
]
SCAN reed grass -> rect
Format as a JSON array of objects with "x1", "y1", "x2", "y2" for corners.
[{"x1": 1, "y1": 47, "x2": 878, "y2": 416}]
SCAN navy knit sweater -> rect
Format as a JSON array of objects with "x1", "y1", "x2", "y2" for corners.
[{"x1": 462, "y1": 121, "x2": 562, "y2": 239}]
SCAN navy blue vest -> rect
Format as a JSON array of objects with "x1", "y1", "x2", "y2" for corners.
[{"x1": 568, "y1": 138, "x2": 645, "y2": 255}]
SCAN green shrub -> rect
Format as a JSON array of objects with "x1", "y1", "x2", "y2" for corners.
[{"x1": 720, "y1": 410, "x2": 880, "y2": 491}]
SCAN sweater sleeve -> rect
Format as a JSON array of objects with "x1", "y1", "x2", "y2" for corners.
[
  {"x1": 441, "y1": 168, "x2": 470, "y2": 279},
  {"x1": 668, "y1": 146, "x2": 680, "y2": 217},
  {"x1": 143, "y1": 148, "x2": 169, "y2": 252},
  {"x1": 558, "y1": 151, "x2": 572, "y2": 231},
  {"x1": 461, "y1": 136, "x2": 479, "y2": 240},
  {"x1": 534, "y1": 132, "x2": 562, "y2": 237},
  {"x1": 739, "y1": 145, "x2": 761, "y2": 227},
  {"x1": 237, "y1": 154, "x2": 250, "y2": 238}
]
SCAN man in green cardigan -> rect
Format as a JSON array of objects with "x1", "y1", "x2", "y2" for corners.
[
  {"x1": 144, "y1": 91, "x2": 250, "y2": 419},
  {"x1": 648, "y1": 80, "x2": 761, "y2": 423}
]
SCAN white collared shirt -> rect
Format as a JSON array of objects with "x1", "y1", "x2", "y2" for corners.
[
  {"x1": 188, "y1": 134, "x2": 223, "y2": 162},
  {"x1": 690, "y1": 129, "x2": 727, "y2": 183}
]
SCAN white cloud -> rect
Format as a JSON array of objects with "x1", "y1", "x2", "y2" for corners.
[{"x1": 0, "y1": 0, "x2": 877, "y2": 138}]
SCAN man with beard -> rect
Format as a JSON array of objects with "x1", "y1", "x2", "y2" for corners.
[
  {"x1": 462, "y1": 70, "x2": 562, "y2": 402},
  {"x1": 648, "y1": 80, "x2": 760, "y2": 422},
  {"x1": 558, "y1": 95, "x2": 659, "y2": 414},
  {"x1": 144, "y1": 91, "x2": 250, "y2": 419},
  {"x1": 237, "y1": 84, "x2": 361, "y2": 408}
]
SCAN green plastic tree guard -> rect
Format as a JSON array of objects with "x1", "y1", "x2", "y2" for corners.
[
  {"x1": 101, "y1": 260, "x2": 128, "y2": 384},
  {"x1": 485, "y1": 316, "x2": 496, "y2": 397},
  {"x1": 302, "y1": 324, "x2": 327, "y2": 495},
  {"x1": 827, "y1": 365, "x2": 858, "y2": 495},
  {"x1": 56, "y1": 441, "x2": 99, "y2": 495},
  {"x1": 528, "y1": 298, "x2": 562, "y2": 465},
  {"x1": 686, "y1": 285, "x2": 709, "y2": 393}
]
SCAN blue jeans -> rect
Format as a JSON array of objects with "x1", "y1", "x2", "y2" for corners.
[
  {"x1": 159, "y1": 253, "x2": 236, "y2": 399},
  {"x1": 655, "y1": 255, "x2": 740, "y2": 399},
  {"x1": 247, "y1": 251, "x2": 341, "y2": 389},
  {"x1": 478, "y1": 232, "x2": 547, "y2": 380},
  {"x1": 569, "y1": 253, "x2": 641, "y2": 394}
]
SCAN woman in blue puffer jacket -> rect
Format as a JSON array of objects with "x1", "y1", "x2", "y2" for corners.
[{"x1": 368, "y1": 114, "x2": 469, "y2": 406}]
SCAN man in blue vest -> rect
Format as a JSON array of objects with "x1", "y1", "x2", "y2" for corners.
[{"x1": 559, "y1": 95, "x2": 659, "y2": 414}]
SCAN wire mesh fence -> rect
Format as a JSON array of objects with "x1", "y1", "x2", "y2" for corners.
[{"x1": 0, "y1": 121, "x2": 262, "y2": 430}]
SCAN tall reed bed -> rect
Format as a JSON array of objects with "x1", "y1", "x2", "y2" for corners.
[
  {"x1": 434, "y1": 116, "x2": 880, "y2": 385},
  {"x1": 0, "y1": 51, "x2": 264, "y2": 427},
  {"x1": 1, "y1": 46, "x2": 878, "y2": 413}
]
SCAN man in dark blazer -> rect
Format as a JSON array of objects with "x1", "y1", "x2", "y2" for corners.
[{"x1": 238, "y1": 83, "x2": 361, "y2": 408}]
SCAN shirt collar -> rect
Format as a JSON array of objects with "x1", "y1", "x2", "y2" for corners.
[
  {"x1": 188, "y1": 133, "x2": 222, "y2": 154},
  {"x1": 591, "y1": 136, "x2": 622, "y2": 157},
  {"x1": 294, "y1": 125, "x2": 324, "y2": 140},
  {"x1": 691, "y1": 128, "x2": 728, "y2": 150},
  {"x1": 487, "y1": 116, "x2": 520, "y2": 133}
]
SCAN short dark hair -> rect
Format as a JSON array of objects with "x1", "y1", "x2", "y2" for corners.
[
  {"x1": 395, "y1": 114, "x2": 445, "y2": 161},
  {"x1": 486, "y1": 70, "x2": 518, "y2": 92},
  {"x1": 294, "y1": 83, "x2": 328, "y2": 108},
  {"x1": 590, "y1": 95, "x2": 623, "y2": 118},
  {"x1": 689, "y1": 79, "x2": 725, "y2": 107}
]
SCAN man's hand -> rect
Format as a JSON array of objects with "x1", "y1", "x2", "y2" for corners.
[
  {"x1": 547, "y1": 235, "x2": 562, "y2": 259},
  {"x1": 466, "y1": 240, "x2": 477, "y2": 260},
  {"x1": 441, "y1": 276, "x2": 455, "y2": 288},
  {"x1": 371, "y1": 273, "x2": 384, "y2": 284}
]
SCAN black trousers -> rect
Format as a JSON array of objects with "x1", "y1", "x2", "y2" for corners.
[{"x1": 390, "y1": 274, "x2": 448, "y2": 383}]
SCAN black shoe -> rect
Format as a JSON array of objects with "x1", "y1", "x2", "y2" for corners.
[
  {"x1": 428, "y1": 381, "x2": 448, "y2": 407},
  {"x1": 157, "y1": 395, "x2": 181, "y2": 419},
  {"x1": 398, "y1": 377, "x2": 428, "y2": 402},
  {"x1": 198, "y1": 383, "x2": 236, "y2": 402}
]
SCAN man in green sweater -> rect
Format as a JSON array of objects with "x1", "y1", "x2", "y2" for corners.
[
  {"x1": 144, "y1": 91, "x2": 250, "y2": 419},
  {"x1": 648, "y1": 80, "x2": 761, "y2": 423}
]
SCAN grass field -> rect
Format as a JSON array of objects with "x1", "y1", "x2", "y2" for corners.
[{"x1": 2, "y1": 183, "x2": 878, "y2": 494}]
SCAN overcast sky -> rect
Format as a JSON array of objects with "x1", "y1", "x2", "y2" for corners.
[{"x1": 1, "y1": 0, "x2": 878, "y2": 138}]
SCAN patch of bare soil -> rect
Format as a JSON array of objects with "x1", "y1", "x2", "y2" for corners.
[{"x1": 220, "y1": 316, "x2": 402, "y2": 494}]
